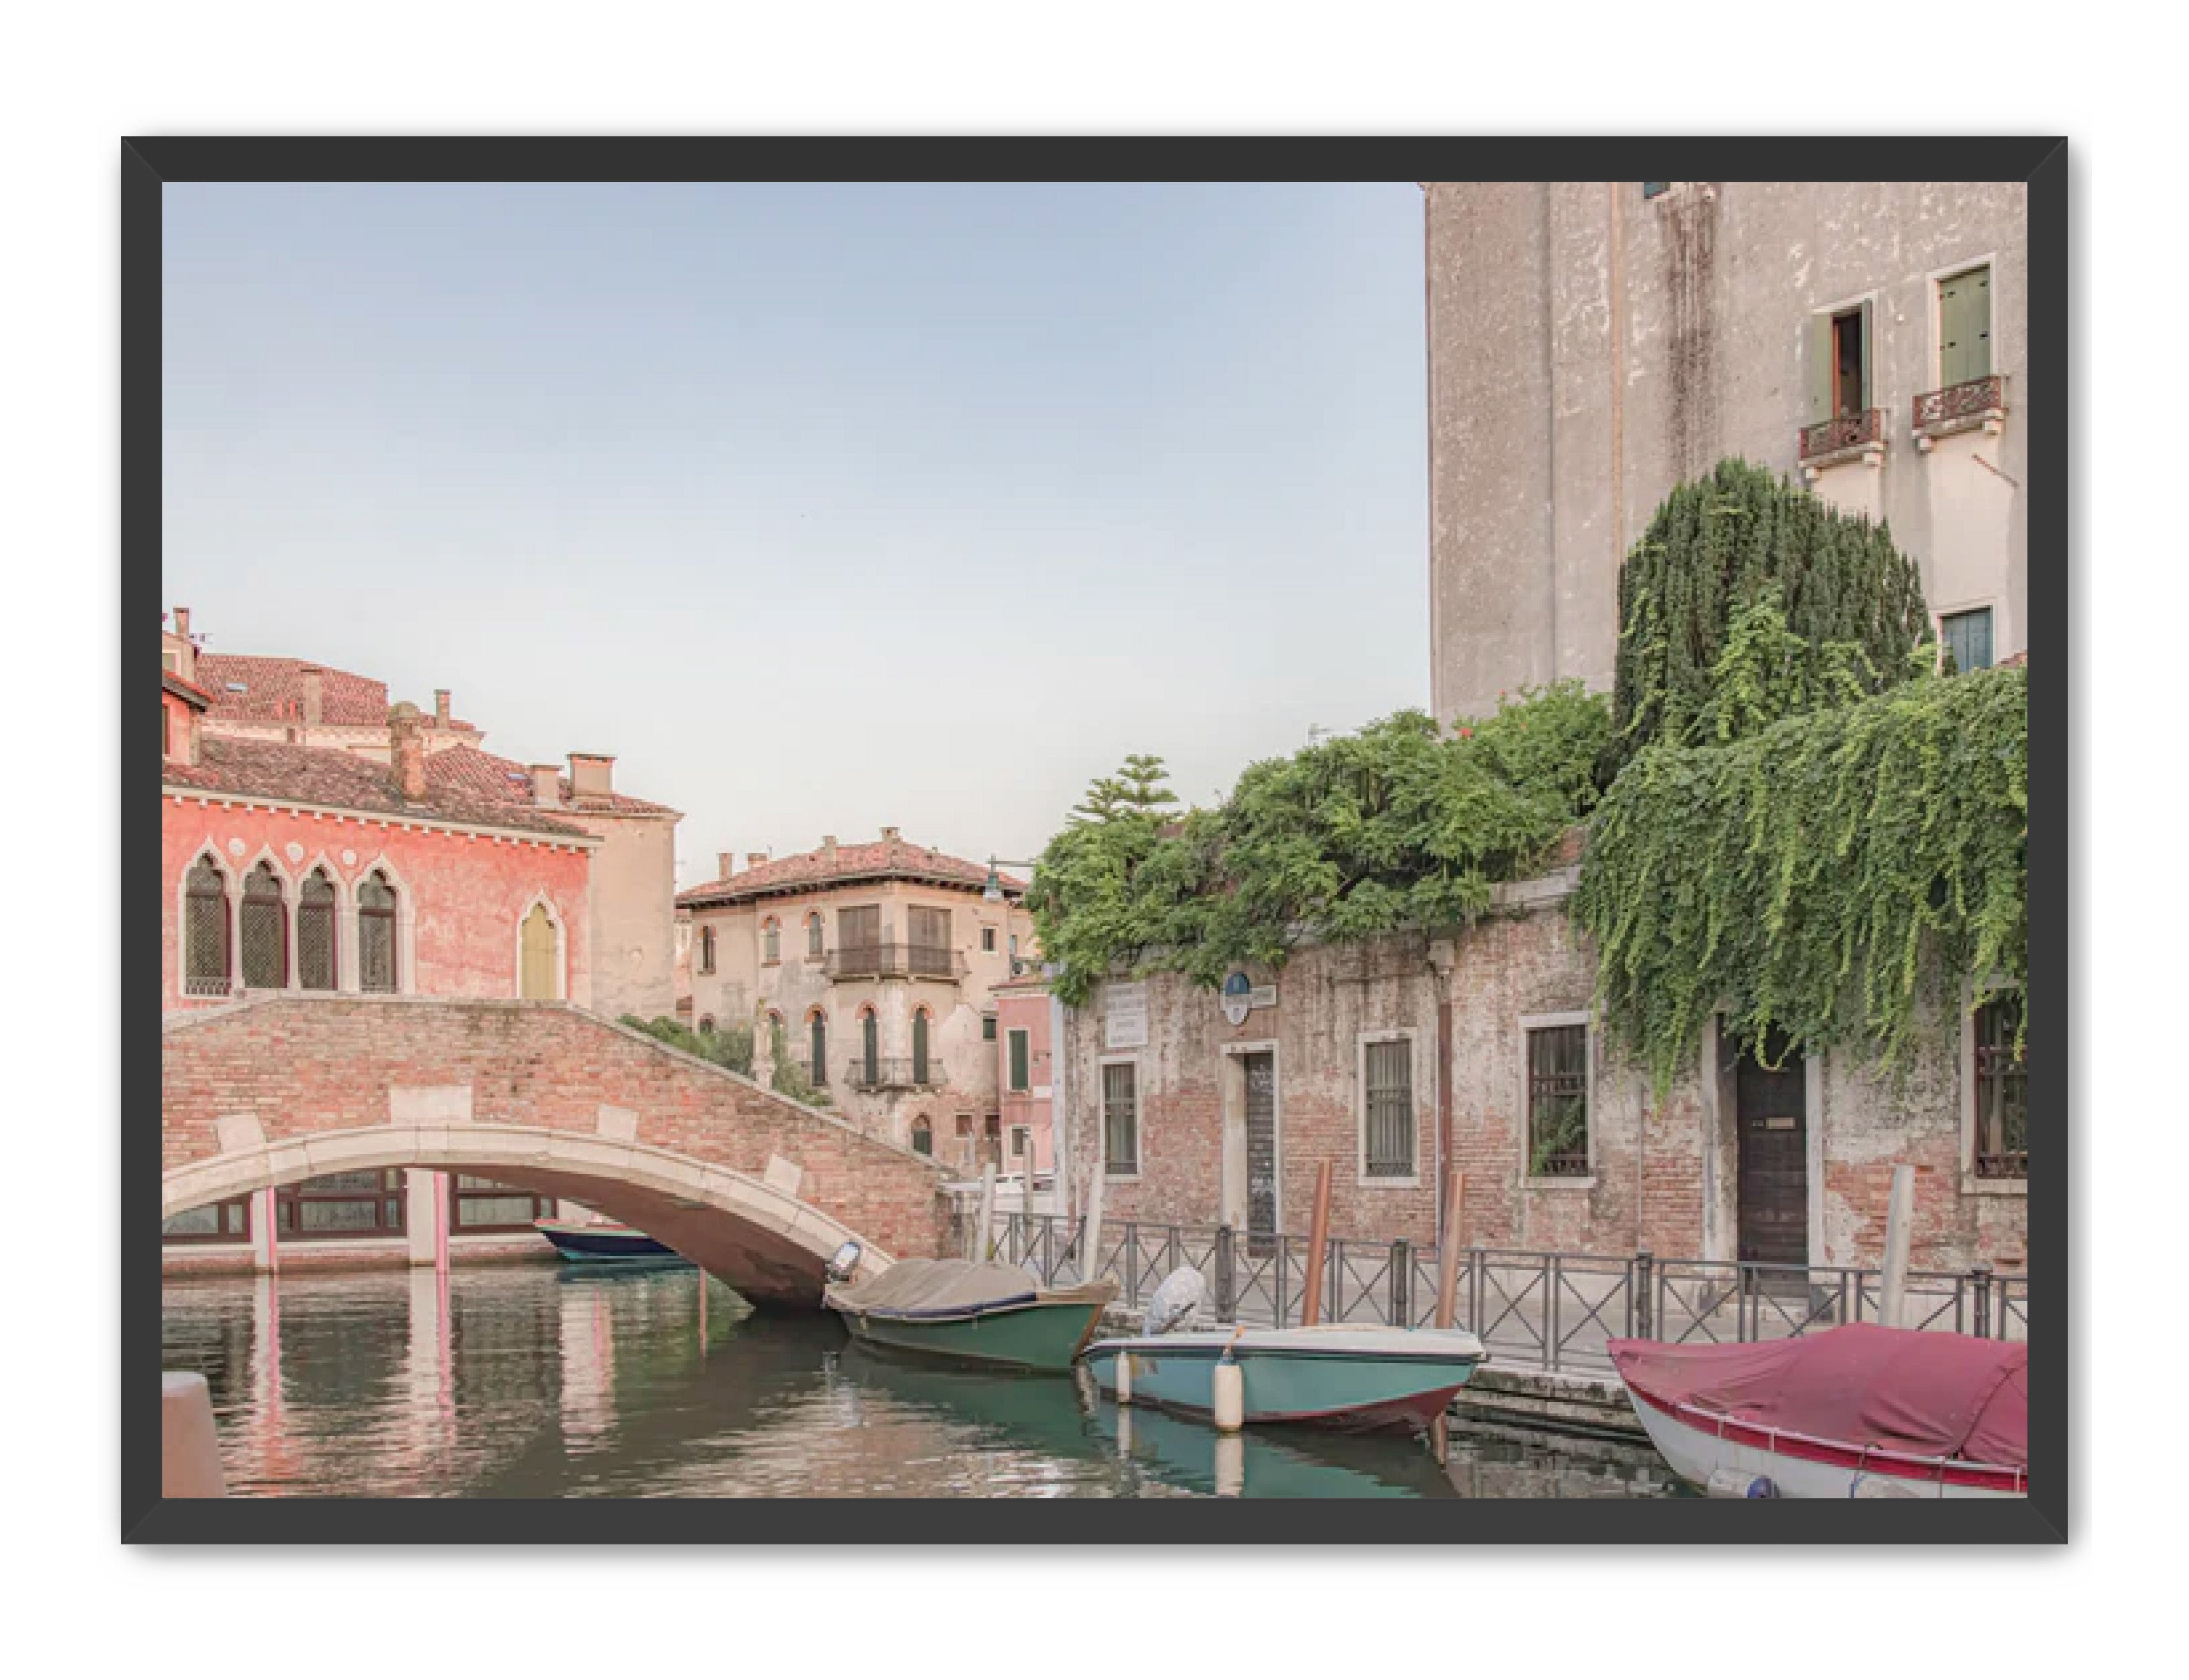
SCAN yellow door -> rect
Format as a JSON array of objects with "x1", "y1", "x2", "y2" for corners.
[{"x1": 520, "y1": 904, "x2": 557, "y2": 999}]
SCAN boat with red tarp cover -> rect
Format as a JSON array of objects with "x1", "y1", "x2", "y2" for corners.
[{"x1": 1609, "y1": 1324, "x2": 2027, "y2": 1499}]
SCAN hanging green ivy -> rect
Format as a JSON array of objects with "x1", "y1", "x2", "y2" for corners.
[
  {"x1": 1607, "y1": 457, "x2": 1934, "y2": 779},
  {"x1": 1026, "y1": 686, "x2": 1610, "y2": 1007},
  {"x1": 1573, "y1": 662, "x2": 2027, "y2": 1092}
]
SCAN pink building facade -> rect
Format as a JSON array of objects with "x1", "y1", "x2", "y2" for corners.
[{"x1": 992, "y1": 973, "x2": 1056, "y2": 1178}]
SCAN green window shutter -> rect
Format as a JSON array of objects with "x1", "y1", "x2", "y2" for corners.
[
  {"x1": 1009, "y1": 1029, "x2": 1030, "y2": 1092},
  {"x1": 1807, "y1": 313, "x2": 1836, "y2": 423},
  {"x1": 1940, "y1": 267, "x2": 1991, "y2": 386}
]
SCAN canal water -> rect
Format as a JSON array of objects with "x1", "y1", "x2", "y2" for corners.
[{"x1": 162, "y1": 1264, "x2": 1684, "y2": 1499}]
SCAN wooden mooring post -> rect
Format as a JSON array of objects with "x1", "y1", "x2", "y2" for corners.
[{"x1": 1299, "y1": 1161, "x2": 1334, "y2": 1328}]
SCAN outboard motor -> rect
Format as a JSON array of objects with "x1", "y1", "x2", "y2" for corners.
[{"x1": 1143, "y1": 1266, "x2": 1209, "y2": 1337}]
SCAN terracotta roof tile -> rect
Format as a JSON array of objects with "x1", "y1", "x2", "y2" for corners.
[
  {"x1": 677, "y1": 838, "x2": 1022, "y2": 907},
  {"x1": 164, "y1": 735, "x2": 592, "y2": 840},
  {"x1": 426, "y1": 745, "x2": 679, "y2": 817},
  {"x1": 196, "y1": 653, "x2": 477, "y2": 733}
]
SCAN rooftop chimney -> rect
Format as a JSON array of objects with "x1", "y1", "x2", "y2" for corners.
[
  {"x1": 300, "y1": 665, "x2": 324, "y2": 727},
  {"x1": 434, "y1": 689, "x2": 451, "y2": 729},
  {"x1": 718, "y1": 851, "x2": 735, "y2": 880},
  {"x1": 172, "y1": 606, "x2": 191, "y2": 641},
  {"x1": 569, "y1": 752, "x2": 614, "y2": 800},
  {"x1": 747, "y1": 850, "x2": 770, "y2": 870},
  {"x1": 389, "y1": 704, "x2": 427, "y2": 802},
  {"x1": 880, "y1": 826, "x2": 901, "y2": 844},
  {"x1": 822, "y1": 834, "x2": 839, "y2": 869},
  {"x1": 530, "y1": 764, "x2": 563, "y2": 807}
]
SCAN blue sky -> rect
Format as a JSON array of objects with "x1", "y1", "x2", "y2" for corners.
[{"x1": 164, "y1": 182, "x2": 1430, "y2": 882}]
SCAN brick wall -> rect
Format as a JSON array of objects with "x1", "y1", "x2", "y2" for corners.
[
  {"x1": 162, "y1": 997, "x2": 956, "y2": 1271},
  {"x1": 1057, "y1": 887, "x2": 2029, "y2": 1274}
]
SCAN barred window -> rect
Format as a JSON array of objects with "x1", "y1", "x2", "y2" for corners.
[
  {"x1": 807, "y1": 913, "x2": 824, "y2": 959},
  {"x1": 698, "y1": 925, "x2": 716, "y2": 974},
  {"x1": 1102, "y1": 1062, "x2": 1138, "y2": 1177},
  {"x1": 911, "y1": 1118, "x2": 932, "y2": 1156},
  {"x1": 1362, "y1": 1038, "x2": 1414, "y2": 1179},
  {"x1": 358, "y1": 870, "x2": 398, "y2": 993},
  {"x1": 763, "y1": 919, "x2": 780, "y2": 965},
  {"x1": 240, "y1": 862, "x2": 288, "y2": 990},
  {"x1": 1527, "y1": 1023, "x2": 1591, "y2": 1178},
  {"x1": 1974, "y1": 995, "x2": 2027, "y2": 1179},
  {"x1": 297, "y1": 870, "x2": 337, "y2": 991},
  {"x1": 809, "y1": 1012, "x2": 827, "y2": 1083},
  {"x1": 184, "y1": 855, "x2": 230, "y2": 997},
  {"x1": 278, "y1": 1170, "x2": 405, "y2": 1237},
  {"x1": 451, "y1": 1175, "x2": 555, "y2": 1232},
  {"x1": 164, "y1": 1196, "x2": 251, "y2": 1242}
]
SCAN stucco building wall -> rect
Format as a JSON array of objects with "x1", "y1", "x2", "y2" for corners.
[
  {"x1": 684, "y1": 871, "x2": 1036, "y2": 1153},
  {"x1": 162, "y1": 796, "x2": 593, "y2": 1011},
  {"x1": 571, "y1": 809, "x2": 678, "y2": 1023},
  {"x1": 1426, "y1": 180, "x2": 2028, "y2": 725}
]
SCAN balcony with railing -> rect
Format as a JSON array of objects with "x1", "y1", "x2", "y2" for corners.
[
  {"x1": 824, "y1": 941, "x2": 964, "y2": 982},
  {"x1": 844, "y1": 1054, "x2": 946, "y2": 1091},
  {"x1": 1913, "y1": 374, "x2": 2008, "y2": 449},
  {"x1": 1797, "y1": 406, "x2": 1885, "y2": 476}
]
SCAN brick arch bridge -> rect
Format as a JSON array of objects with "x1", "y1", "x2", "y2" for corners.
[{"x1": 162, "y1": 996, "x2": 958, "y2": 1306}]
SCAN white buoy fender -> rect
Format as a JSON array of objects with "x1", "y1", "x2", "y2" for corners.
[{"x1": 1212, "y1": 1359, "x2": 1245, "y2": 1433}]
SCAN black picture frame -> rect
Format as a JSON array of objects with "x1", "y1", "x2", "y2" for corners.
[{"x1": 126, "y1": 137, "x2": 2069, "y2": 1543}]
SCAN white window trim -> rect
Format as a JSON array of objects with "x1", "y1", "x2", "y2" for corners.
[
  {"x1": 1934, "y1": 600, "x2": 2002, "y2": 673},
  {"x1": 1097, "y1": 1052, "x2": 1142, "y2": 1182},
  {"x1": 1960, "y1": 977, "x2": 2027, "y2": 1198},
  {"x1": 293, "y1": 854, "x2": 350, "y2": 993},
  {"x1": 1924, "y1": 251, "x2": 2000, "y2": 395},
  {"x1": 1519, "y1": 1011, "x2": 1597, "y2": 1190},
  {"x1": 176, "y1": 840, "x2": 239, "y2": 1003},
  {"x1": 1356, "y1": 1028, "x2": 1422, "y2": 1189},
  {"x1": 354, "y1": 855, "x2": 418, "y2": 997}
]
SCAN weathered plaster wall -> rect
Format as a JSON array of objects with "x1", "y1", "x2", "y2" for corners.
[
  {"x1": 1426, "y1": 180, "x2": 2029, "y2": 723},
  {"x1": 684, "y1": 878, "x2": 1035, "y2": 1150},
  {"x1": 569, "y1": 810, "x2": 679, "y2": 1024}
]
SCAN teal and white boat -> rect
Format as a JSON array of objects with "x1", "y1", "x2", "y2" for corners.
[{"x1": 1080, "y1": 1324, "x2": 1487, "y2": 1431}]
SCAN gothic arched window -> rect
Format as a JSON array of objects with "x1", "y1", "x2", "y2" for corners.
[
  {"x1": 298, "y1": 869, "x2": 337, "y2": 991},
  {"x1": 809, "y1": 1011, "x2": 827, "y2": 1084},
  {"x1": 184, "y1": 855, "x2": 230, "y2": 997},
  {"x1": 358, "y1": 870, "x2": 398, "y2": 993},
  {"x1": 239, "y1": 862, "x2": 287, "y2": 990}
]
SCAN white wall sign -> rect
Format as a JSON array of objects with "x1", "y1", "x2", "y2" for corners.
[{"x1": 1104, "y1": 981, "x2": 1149, "y2": 1050}]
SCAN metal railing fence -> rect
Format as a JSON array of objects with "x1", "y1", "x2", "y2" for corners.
[{"x1": 983, "y1": 1211, "x2": 2029, "y2": 1378}]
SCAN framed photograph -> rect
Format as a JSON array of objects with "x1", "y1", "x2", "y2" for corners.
[{"x1": 130, "y1": 140, "x2": 2065, "y2": 1542}]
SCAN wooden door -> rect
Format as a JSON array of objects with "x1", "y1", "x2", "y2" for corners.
[
  {"x1": 1243, "y1": 1052, "x2": 1278, "y2": 1257},
  {"x1": 1735, "y1": 1029, "x2": 1808, "y2": 1276}
]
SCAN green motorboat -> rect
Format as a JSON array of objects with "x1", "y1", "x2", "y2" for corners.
[{"x1": 824, "y1": 1257, "x2": 1117, "y2": 1372}]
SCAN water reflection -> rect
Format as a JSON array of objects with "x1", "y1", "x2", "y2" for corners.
[{"x1": 160, "y1": 1266, "x2": 1682, "y2": 1499}]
